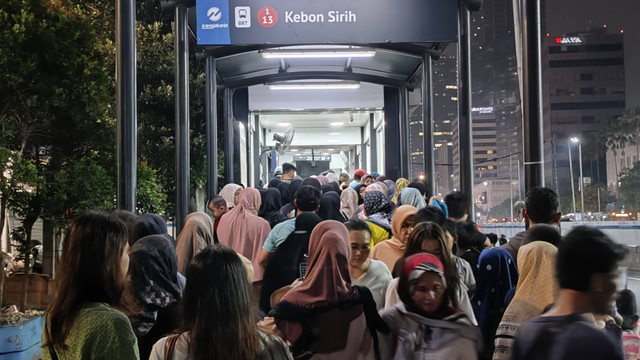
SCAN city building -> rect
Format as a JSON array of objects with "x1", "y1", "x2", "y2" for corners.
[{"x1": 542, "y1": 28, "x2": 625, "y2": 195}]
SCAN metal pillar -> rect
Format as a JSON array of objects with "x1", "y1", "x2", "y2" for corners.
[
  {"x1": 369, "y1": 113, "x2": 378, "y2": 171},
  {"x1": 223, "y1": 88, "x2": 235, "y2": 183},
  {"x1": 205, "y1": 57, "x2": 218, "y2": 199},
  {"x1": 174, "y1": 3, "x2": 190, "y2": 234},
  {"x1": 457, "y1": 1, "x2": 474, "y2": 221},
  {"x1": 115, "y1": 0, "x2": 137, "y2": 212},
  {"x1": 568, "y1": 139, "x2": 576, "y2": 215},
  {"x1": 383, "y1": 86, "x2": 401, "y2": 180},
  {"x1": 578, "y1": 141, "x2": 584, "y2": 215},
  {"x1": 399, "y1": 87, "x2": 410, "y2": 178},
  {"x1": 422, "y1": 54, "x2": 435, "y2": 197},
  {"x1": 360, "y1": 127, "x2": 368, "y2": 172},
  {"x1": 521, "y1": 0, "x2": 545, "y2": 191},
  {"x1": 253, "y1": 115, "x2": 261, "y2": 187}
]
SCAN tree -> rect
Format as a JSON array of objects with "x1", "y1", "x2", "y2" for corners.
[{"x1": 619, "y1": 161, "x2": 640, "y2": 212}]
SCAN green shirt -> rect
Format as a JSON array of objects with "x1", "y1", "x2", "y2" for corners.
[{"x1": 43, "y1": 302, "x2": 139, "y2": 360}]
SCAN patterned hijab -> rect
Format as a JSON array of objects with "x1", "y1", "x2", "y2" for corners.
[
  {"x1": 128, "y1": 234, "x2": 181, "y2": 336},
  {"x1": 175, "y1": 212, "x2": 214, "y2": 274},
  {"x1": 364, "y1": 191, "x2": 393, "y2": 229}
]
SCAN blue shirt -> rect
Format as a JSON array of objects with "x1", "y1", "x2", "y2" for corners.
[{"x1": 262, "y1": 218, "x2": 296, "y2": 252}]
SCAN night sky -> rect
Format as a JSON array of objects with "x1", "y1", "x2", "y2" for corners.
[{"x1": 545, "y1": 0, "x2": 640, "y2": 107}]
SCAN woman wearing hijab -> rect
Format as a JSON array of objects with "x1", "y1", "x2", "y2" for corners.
[
  {"x1": 175, "y1": 212, "x2": 214, "y2": 274},
  {"x1": 340, "y1": 187, "x2": 359, "y2": 220},
  {"x1": 370, "y1": 205, "x2": 417, "y2": 273},
  {"x1": 366, "y1": 181, "x2": 388, "y2": 196},
  {"x1": 471, "y1": 248, "x2": 518, "y2": 360},
  {"x1": 354, "y1": 184, "x2": 367, "y2": 205},
  {"x1": 130, "y1": 213, "x2": 167, "y2": 246},
  {"x1": 392, "y1": 178, "x2": 409, "y2": 204},
  {"x1": 316, "y1": 175, "x2": 329, "y2": 185},
  {"x1": 258, "y1": 188, "x2": 287, "y2": 228},
  {"x1": 380, "y1": 253, "x2": 482, "y2": 359},
  {"x1": 407, "y1": 181, "x2": 428, "y2": 198},
  {"x1": 383, "y1": 180, "x2": 396, "y2": 200},
  {"x1": 326, "y1": 172, "x2": 340, "y2": 184},
  {"x1": 269, "y1": 220, "x2": 389, "y2": 359},
  {"x1": 364, "y1": 191, "x2": 393, "y2": 247},
  {"x1": 317, "y1": 191, "x2": 347, "y2": 222},
  {"x1": 361, "y1": 174, "x2": 374, "y2": 186},
  {"x1": 219, "y1": 183, "x2": 242, "y2": 209},
  {"x1": 217, "y1": 188, "x2": 271, "y2": 282},
  {"x1": 398, "y1": 187, "x2": 427, "y2": 209},
  {"x1": 128, "y1": 234, "x2": 182, "y2": 360},
  {"x1": 493, "y1": 242, "x2": 557, "y2": 360}
]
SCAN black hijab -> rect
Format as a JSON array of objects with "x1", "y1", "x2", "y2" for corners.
[
  {"x1": 259, "y1": 188, "x2": 287, "y2": 228},
  {"x1": 130, "y1": 214, "x2": 168, "y2": 246},
  {"x1": 407, "y1": 181, "x2": 428, "y2": 198},
  {"x1": 317, "y1": 191, "x2": 346, "y2": 223}
]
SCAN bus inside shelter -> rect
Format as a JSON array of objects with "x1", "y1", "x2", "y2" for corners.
[{"x1": 115, "y1": 0, "x2": 545, "y2": 232}]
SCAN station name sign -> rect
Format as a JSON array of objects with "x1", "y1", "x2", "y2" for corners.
[{"x1": 196, "y1": 0, "x2": 458, "y2": 45}]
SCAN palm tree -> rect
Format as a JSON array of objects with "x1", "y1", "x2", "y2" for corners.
[{"x1": 605, "y1": 116, "x2": 633, "y2": 194}]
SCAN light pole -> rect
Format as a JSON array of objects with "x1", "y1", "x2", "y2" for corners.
[
  {"x1": 571, "y1": 137, "x2": 584, "y2": 219},
  {"x1": 568, "y1": 138, "x2": 576, "y2": 216}
]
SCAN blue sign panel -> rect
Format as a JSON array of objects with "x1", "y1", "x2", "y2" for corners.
[{"x1": 196, "y1": 0, "x2": 459, "y2": 45}]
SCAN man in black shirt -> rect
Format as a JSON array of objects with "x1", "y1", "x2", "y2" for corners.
[{"x1": 510, "y1": 226, "x2": 627, "y2": 360}]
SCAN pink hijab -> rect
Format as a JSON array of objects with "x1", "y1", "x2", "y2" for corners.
[
  {"x1": 281, "y1": 220, "x2": 353, "y2": 306},
  {"x1": 316, "y1": 175, "x2": 329, "y2": 185},
  {"x1": 277, "y1": 220, "x2": 360, "y2": 347},
  {"x1": 217, "y1": 188, "x2": 271, "y2": 281},
  {"x1": 175, "y1": 212, "x2": 214, "y2": 274}
]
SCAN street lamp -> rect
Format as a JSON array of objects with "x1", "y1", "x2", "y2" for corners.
[
  {"x1": 568, "y1": 138, "x2": 576, "y2": 216},
  {"x1": 570, "y1": 137, "x2": 584, "y2": 220}
]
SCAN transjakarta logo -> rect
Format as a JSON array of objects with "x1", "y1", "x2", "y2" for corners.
[
  {"x1": 284, "y1": 10, "x2": 357, "y2": 23},
  {"x1": 555, "y1": 37, "x2": 582, "y2": 44},
  {"x1": 207, "y1": 7, "x2": 222, "y2": 22},
  {"x1": 202, "y1": 6, "x2": 228, "y2": 29}
]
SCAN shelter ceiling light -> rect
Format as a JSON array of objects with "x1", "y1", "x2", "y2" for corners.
[
  {"x1": 330, "y1": 121, "x2": 345, "y2": 127},
  {"x1": 261, "y1": 48, "x2": 375, "y2": 59},
  {"x1": 268, "y1": 82, "x2": 361, "y2": 90},
  {"x1": 277, "y1": 122, "x2": 291, "y2": 127},
  {"x1": 329, "y1": 132, "x2": 341, "y2": 135}
]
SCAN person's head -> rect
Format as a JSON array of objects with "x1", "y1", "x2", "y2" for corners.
[
  {"x1": 182, "y1": 244, "x2": 264, "y2": 359},
  {"x1": 556, "y1": 226, "x2": 628, "y2": 314},
  {"x1": 345, "y1": 219, "x2": 372, "y2": 268},
  {"x1": 356, "y1": 184, "x2": 367, "y2": 201},
  {"x1": 523, "y1": 224, "x2": 562, "y2": 247},
  {"x1": 414, "y1": 206, "x2": 455, "y2": 251},
  {"x1": 391, "y1": 205, "x2": 418, "y2": 245},
  {"x1": 399, "y1": 253, "x2": 449, "y2": 317},
  {"x1": 130, "y1": 213, "x2": 167, "y2": 246},
  {"x1": 444, "y1": 191, "x2": 470, "y2": 221},
  {"x1": 523, "y1": 187, "x2": 561, "y2": 226},
  {"x1": 237, "y1": 188, "x2": 262, "y2": 215},
  {"x1": 499, "y1": 235, "x2": 508, "y2": 246},
  {"x1": 45, "y1": 211, "x2": 130, "y2": 348},
  {"x1": 363, "y1": 175, "x2": 374, "y2": 186},
  {"x1": 407, "y1": 181, "x2": 428, "y2": 199},
  {"x1": 339, "y1": 173, "x2": 350, "y2": 184},
  {"x1": 353, "y1": 169, "x2": 366, "y2": 182},
  {"x1": 456, "y1": 221, "x2": 486, "y2": 254},
  {"x1": 282, "y1": 163, "x2": 296, "y2": 179},
  {"x1": 208, "y1": 195, "x2": 228, "y2": 220},
  {"x1": 487, "y1": 233, "x2": 498, "y2": 246},
  {"x1": 617, "y1": 289, "x2": 639, "y2": 331},
  {"x1": 219, "y1": 183, "x2": 243, "y2": 208},
  {"x1": 301, "y1": 177, "x2": 322, "y2": 193},
  {"x1": 363, "y1": 190, "x2": 392, "y2": 217},
  {"x1": 406, "y1": 222, "x2": 452, "y2": 261},
  {"x1": 294, "y1": 185, "x2": 321, "y2": 213}
]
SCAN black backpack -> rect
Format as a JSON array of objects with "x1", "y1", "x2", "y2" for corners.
[{"x1": 260, "y1": 213, "x2": 322, "y2": 314}]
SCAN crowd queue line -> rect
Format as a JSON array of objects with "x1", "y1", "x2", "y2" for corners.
[{"x1": 42, "y1": 164, "x2": 637, "y2": 360}]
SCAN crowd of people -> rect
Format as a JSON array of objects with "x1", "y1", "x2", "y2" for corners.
[{"x1": 42, "y1": 164, "x2": 635, "y2": 360}]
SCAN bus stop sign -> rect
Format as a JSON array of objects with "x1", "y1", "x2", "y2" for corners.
[{"x1": 196, "y1": 0, "x2": 459, "y2": 45}]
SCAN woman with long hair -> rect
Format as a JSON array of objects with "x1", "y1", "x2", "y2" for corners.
[
  {"x1": 42, "y1": 211, "x2": 139, "y2": 359},
  {"x1": 380, "y1": 253, "x2": 482, "y2": 359},
  {"x1": 150, "y1": 244, "x2": 292, "y2": 360}
]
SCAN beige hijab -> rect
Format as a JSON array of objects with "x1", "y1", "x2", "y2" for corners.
[
  {"x1": 217, "y1": 188, "x2": 271, "y2": 281},
  {"x1": 340, "y1": 187, "x2": 359, "y2": 220},
  {"x1": 175, "y1": 212, "x2": 214, "y2": 274},
  {"x1": 370, "y1": 205, "x2": 417, "y2": 272}
]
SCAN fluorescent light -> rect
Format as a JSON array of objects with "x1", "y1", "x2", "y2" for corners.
[
  {"x1": 329, "y1": 132, "x2": 341, "y2": 135},
  {"x1": 323, "y1": 152, "x2": 330, "y2": 156},
  {"x1": 289, "y1": 149, "x2": 299, "y2": 152},
  {"x1": 571, "y1": 137, "x2": 580, "y2": 143},
  {"x1": 277, "y1": 122, "x2": 291, "y2": 127},
  {"x1": 330, "y1": 121, "x2": 345, "y2": 127},
  {"x1": 268, "y1": 82, "x2": 360, "y2": 90},
  {"x1": 261, "y1": 48, "x2": 375, "y2": 59},
  {"x1": 327, "y1": 148, "x2": 335, "y2": 151}
]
